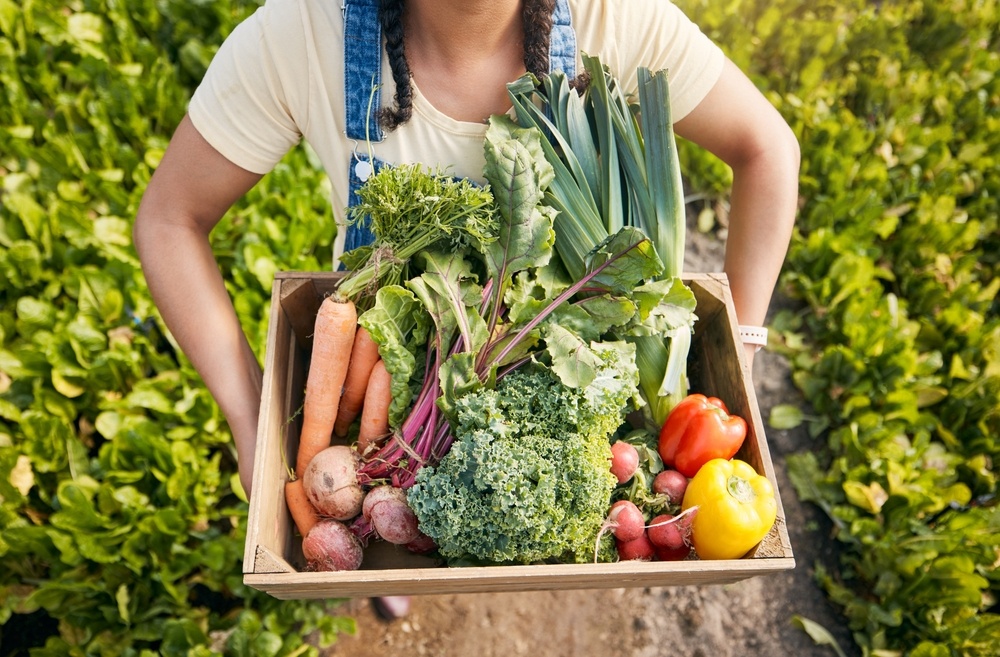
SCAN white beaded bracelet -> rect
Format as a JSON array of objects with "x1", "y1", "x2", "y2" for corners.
[{"x1": 739, "y1": 325, "x2": 768, "y2": 352}]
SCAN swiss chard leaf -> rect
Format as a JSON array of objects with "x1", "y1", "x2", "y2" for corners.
[
  {"x1": 357, "y1": 285, "x2": 432, "y2": 427},
  {"x1": 483, "y1": 116, "x2": 557, "y2": 286},
  {"x1": 408, "y1": 249, "x2": 489, "y2": 357}
]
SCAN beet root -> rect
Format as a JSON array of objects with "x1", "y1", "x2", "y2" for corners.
[
  {"x1": 302, "y1": 445, "x2": 364, "y2": 520},
  {"x1": 302, "y1": 519, "x2": 364, "y2": 571},
  {"x1": 363, "y1": 485, "x2": 420, "y2": 545}
]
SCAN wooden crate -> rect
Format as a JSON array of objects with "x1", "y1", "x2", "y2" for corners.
[{"x1": 243, "y1": 272, "x2": 795, "y2": 600}]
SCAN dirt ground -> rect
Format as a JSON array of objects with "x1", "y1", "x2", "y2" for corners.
[{"x1": 323, "y1": 221, "x2": 860, "y2": 657}]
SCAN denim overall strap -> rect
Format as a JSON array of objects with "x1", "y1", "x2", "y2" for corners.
[
  {"x1": 343, "y1": 0, "x2": 384, "y2": 143},
  {"x1": 550, "y1": 0, "x2": 577, "y2": 78},
  {"x1": 342, "y1": 0, "x2": 384, "y2": 254}
]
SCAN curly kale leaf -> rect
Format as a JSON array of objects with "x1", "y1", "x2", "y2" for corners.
[{"x1": 407, "y1": 365, "x2": 634, "y2": 564}]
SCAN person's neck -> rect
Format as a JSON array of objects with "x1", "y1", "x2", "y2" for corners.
[{"x1": 404, "y1": 0, "x2": 523, "y2": 70}]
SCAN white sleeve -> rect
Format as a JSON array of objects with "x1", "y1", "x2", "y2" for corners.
[
  {"x1": 187, "y1": 0, "x2": 306, "y2": 174},
  {"x1": 576, "y1": 0, "x2": 726, "y2": 122}
]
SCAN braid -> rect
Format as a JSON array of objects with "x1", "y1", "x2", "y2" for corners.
[
  {"x1": 522, "y1": 0, "x2": 555, "y2": 77},
  {"x1": 523, "y1": 0, "x2": 590, "y2": 92},
  {"x1": 377, "y1": 0, "x2": 412, "y2": 131}
]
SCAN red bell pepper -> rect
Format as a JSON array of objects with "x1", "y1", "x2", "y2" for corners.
[{"x1": 657, "y1": 394, "x2": 748, "y2": 477}]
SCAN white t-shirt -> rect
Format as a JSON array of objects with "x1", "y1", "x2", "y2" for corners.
[{"x1": 188, "y1": 0, "x2": 725, "y2": 260}]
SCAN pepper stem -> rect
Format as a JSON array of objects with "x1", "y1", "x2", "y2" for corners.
[{"x1": 727, "y1": 475, "x2": 756, "y2": 504}]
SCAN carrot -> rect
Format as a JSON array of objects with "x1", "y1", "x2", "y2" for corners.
[
  {"x1": 356, "y1": 359, "x2": 393, "y2": 455},
  {"x1": 295, "y1": 296, "x2": 358, "y2": 477},
  {"x1": 285, "y1": 478, "x2": 320, "y2": 538},
  {"x1": 333, "y1": 326, "x2": 381, "y2": 438}
]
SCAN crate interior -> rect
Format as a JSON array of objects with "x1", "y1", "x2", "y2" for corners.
[{"x1": 245, "y1": 272, "x2": 791, "y2": 578}]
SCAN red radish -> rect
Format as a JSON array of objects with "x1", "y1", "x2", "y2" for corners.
[
  {"x1": 363, "y1": 485, "x2": 421, "y2": 545},
  {"x1": 655, "y1": 543, "x2": 692, "y2": 561},
  {"x1": 609, "y1": 441, "x2": 640, "y2": 484},
  {"x1": 652, "y1": 469, "x2": 689, "y2": 505},
  {"x1": 607, "y1": 499, "x2": 645, "y2": 542},
  {"x1": 647, "y1": 513, "x2": 690, "y2": 549},
  {"x1": 592, "y1": 499, "x2": 645, "y2": 562},
  {"x1": 302, "y1": 445, "x2": 365, "y2": 520},
  {"x1": 616, "y1": 532, "x2": 656, "y2": 561},
  {"x1": 302, "y1": 519, "x2": 364, "y2": 571}
]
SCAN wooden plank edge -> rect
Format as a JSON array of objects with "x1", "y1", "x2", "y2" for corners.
[
  {"x1": 244, "y1": 557, "x2": 797, "y2": 599},
  {"x1": 244, "y1": 278, "x2": 287, "y2": 572}
]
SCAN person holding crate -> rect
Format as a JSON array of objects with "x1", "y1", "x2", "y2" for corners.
[{"x1": 134, "y1": 0, "x2": 800, "y2": 620}]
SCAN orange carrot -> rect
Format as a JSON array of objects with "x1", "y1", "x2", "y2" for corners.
[
  {"x1": 356, "y1": 359, "x2": 393, "y2": 456},
  {"x1": 333, "y1": 326, "x2": 381, "y2": 438},
  {"x1": 285, "y1": 478, "x2": 319, "y2": 538},
  {"x1": 295, "y1": 296, "x2": 357, "y2": 478}
]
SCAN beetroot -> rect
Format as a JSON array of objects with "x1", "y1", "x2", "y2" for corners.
[
  {"x1": 302, "y1": 519, "x2": 364, "y2": 571},
  {"x1": 405, "y1": 532, "x2": 438, "y2": 555},
  {"x1": 302, "y1": 445, "x2": 364, "y2": 520},
  {"x1": 363, "y1": 485, "x2": 421, "y2": 545}
]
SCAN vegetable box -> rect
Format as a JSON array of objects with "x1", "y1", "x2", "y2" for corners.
[{"x1": 243, "y1": 271, "x2": 794, "y2": 599}]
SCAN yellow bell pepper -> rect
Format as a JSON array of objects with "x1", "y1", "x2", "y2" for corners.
[{"x1": 681, "y1": 458, "x2": 777, "y2": 560}]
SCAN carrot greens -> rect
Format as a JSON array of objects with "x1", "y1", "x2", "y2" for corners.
[{"x1": 336, "y1": 163, "x2": 498, "y2": 310}]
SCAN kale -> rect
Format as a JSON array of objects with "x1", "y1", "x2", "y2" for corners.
[{"x1": 407, "y1": 361, "x2": 636, "y2": 565}]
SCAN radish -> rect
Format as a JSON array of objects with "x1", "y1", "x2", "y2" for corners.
[
  {"x1": 592, "y1": 499, "x2": 646, "y2": 562},
  {"x1": 607, "y1": 499, "x2": 645, "y2": 542},
  {"x1": 655, "y1": 543, "x2": 691, "y2": 561},
  {"x1": 616, "y1": 532, "x2": 656, "y2": 561},
  {"x1": 609, "y1": 441, "x2": 640, "y2": 484},
  {"x1": 647, "y1": 512, "x2": 692, "y2": 561},
  {"x1": 652, "y1": 469, "x2": 688, "y2": 505},
  {"x1": 302, "y1": 445, "x2": 365, "y2": 520},
  {"x1": 302, "y1": 519, "x2": 364, "y2": 571},
  {"x1": 363, "y1": 485, "x2": 421, "y2": 545}
]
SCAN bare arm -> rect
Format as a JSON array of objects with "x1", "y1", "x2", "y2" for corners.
[
  {"x1": 133, "y1": 114, "x2": 265, "y2": 496},
  {"x1": 675, "y1": 59, "x2": 801, "y2": 363}
]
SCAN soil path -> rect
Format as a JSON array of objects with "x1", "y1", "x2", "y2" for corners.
[{"x1": 324, "y1": 223, "x2": 859, "y2": 657}]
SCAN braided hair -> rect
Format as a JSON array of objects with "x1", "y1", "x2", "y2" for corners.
[{"x1": 377, "y1": 0, "x2": 558, "y2": 131}]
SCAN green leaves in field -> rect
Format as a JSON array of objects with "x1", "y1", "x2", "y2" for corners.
[
  {"x1": 1, "y1": 0, "x2": 349, "y2": 654},
  {"x1": 675, "y1": 0, "x2": 1000, "y2": 653}
]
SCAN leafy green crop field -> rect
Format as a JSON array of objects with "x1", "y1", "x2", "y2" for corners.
[
  {"x1": 0, "y1": 1, "x2": 349, "y2": 655},
  {"x1": 2, "y1": 0, "x2": 998, "y2": 655},
  {"x1": 677, "y1": 0, "x2": 1000, "y2": 654}
]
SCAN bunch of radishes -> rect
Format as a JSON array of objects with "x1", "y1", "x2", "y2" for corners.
[{"x1": 602, "y1": 440, "x2": 695, "y2": 562}]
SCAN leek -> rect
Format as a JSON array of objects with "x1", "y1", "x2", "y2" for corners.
[{"x1": 504, "y1": 55, "x2": 693, "y2": 428}]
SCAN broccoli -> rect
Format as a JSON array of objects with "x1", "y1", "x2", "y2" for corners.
[{"x1": 407, "y1": 355, "x2": 638, "y2": 564}]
